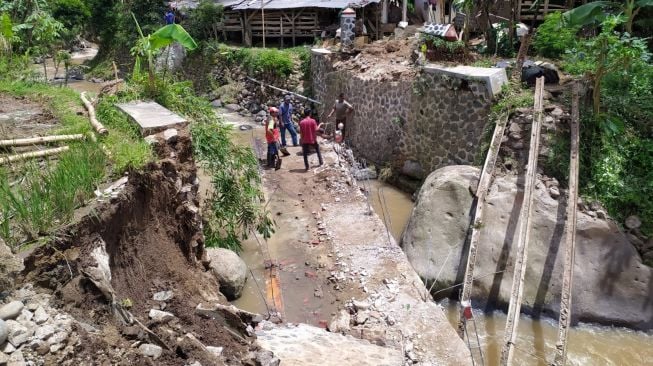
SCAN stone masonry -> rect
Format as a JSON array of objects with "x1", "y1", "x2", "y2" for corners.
[{"x1": 311, "y1": 49, "x2": 499, "y2": 184}]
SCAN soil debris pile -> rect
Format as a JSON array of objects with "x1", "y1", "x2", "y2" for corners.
[{"x1": 14, "y1": 129, "x2": 270, "y2": 365}]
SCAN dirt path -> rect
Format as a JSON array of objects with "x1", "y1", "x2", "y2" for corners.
[{"x1": 218, "y1": 108, "x2": 472, "y2": 364}]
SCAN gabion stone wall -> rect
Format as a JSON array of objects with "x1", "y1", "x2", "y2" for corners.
[{"x1": 312, "y1": 50, "x2": 494, "y2": 183}]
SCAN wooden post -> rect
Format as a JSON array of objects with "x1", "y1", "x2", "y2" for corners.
[
  {"x1": 381, "y1": 0, "x2": 388, "y2": 23},
  {"x1": 280, "y1": 14, "x2": 284, "y2": 48},
  {"x1": 261, "y1": 0, "x2": 266, "y2": 48},
  {"x1": 457, "y1": 113, "x2": 509, "y2": 337},
  {"x1": 553, "y1": 82, "x2": 581, "y2": 366},
  {"x1": 291, "y1": 10, "x2": 296, "y2": 46},
  {"x1": 402, "y1": 0, "x2": 408, "y2": 23},
  {"x1": 500, "y1": 77, "x2": 545, "y2": 366}
]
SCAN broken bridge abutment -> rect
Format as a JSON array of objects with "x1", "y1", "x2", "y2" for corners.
[{"x1": 311, "y1": 48, "x2": 507, "y2": 187}]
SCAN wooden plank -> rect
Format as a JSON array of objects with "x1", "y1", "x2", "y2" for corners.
[
  {"x1": 500, "y1": 77, "x2": 545, "y2": 366},
  {"x1": 553, "y1": 81, "x2": 581, "y2": 366},
  {"x1": 457, "y1": 112, "x2": 510, "y2": 338}
]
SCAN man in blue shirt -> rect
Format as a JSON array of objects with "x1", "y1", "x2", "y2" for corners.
[
  {"x1": 278, "y1": 95, "x2": 299, "y2": 147},
  {"x1": 165, "y1": 8, "x2": 175, "y2": 24}
]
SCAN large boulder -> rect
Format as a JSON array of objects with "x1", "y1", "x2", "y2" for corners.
[
  {"x1": 0, "y1": 239, "x2": 23, "y2": 293},
  {"x1": 401, "y1": 165, "x2": 653, "y2": 330},
  {"x1": 206, "y1": 248, "x2": 248, "y2": 300}
]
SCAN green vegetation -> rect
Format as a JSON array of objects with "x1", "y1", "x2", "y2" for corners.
[
  {"x1": 185, "y1": 0, "x2": 224, "y2": 42},
  {"x1": 533, "y1": 12, "x2": 579, "y2": 59},
  {"x1": 211, "y1": 43, "x2": 295, "y2": 78},
  {"x1": 534, "y1": 10, "x2": 653, "y2": 235}
]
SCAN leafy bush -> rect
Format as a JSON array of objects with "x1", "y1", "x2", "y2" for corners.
[
  {"x1": 419, "y1": 35, "x2": 470, "y2": 62},
  {"x1": 533, "y1": 12, "x2": 579, "y2": 59},
  {"x1": 213, "y1": 43, "x2": 295, "y2": 78},
  {"x1": 50, "y1": 0, "x2": 91, "y2": 32},
  {"x1": 185, "y1": 0, "x2": 224, "y2": 41}
]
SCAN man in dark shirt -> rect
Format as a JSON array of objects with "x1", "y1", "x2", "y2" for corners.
[
  {"x1": 299, "y1": 109, "x2": 323, "y2": 171},
  {"x1": 279, "y1": 95, "x2": 299, "y2": 147}
]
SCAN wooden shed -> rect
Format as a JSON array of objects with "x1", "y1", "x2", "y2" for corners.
[{"x1": 218, "y1": 0, "x2": 383, "y2": 46}]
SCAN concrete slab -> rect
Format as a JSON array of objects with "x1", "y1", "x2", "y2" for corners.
[
  {"x1": 256, "y1": 322, "x2": 404, "y2": 366},
  {"x1": 116, "y1": 101, "x2": 188, "y2": 135},
  {"x1": 311, "y1": 48, "x2": 333, "y2": 55},
  {"x1": 423, "y1": 64, "x2": 508, "y2": 98}
]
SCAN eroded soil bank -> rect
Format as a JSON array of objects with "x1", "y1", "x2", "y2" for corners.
[{"x1": 13, "y1": 130, "x2": 269, "y2": 365}]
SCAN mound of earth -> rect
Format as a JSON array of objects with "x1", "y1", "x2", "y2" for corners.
[{"x1": 18, "y1": 130, "x2": 270, "y2": 365}]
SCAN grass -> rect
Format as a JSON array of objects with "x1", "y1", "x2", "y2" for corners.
[
  {"x1": 0, "y1": 80, "x2": 152, "y2": 247},
  {"x1": 0, "y1": 143, "x2": 106, "y2": 244}
]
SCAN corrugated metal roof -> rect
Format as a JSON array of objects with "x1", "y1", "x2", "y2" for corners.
[{"x1": 232, "y1": 0, "x2": 379, "y2": 10}]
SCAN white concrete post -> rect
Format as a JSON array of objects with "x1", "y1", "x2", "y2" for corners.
[{"x1": 381, "y1": 0, "x2": 388, "y2": 23}]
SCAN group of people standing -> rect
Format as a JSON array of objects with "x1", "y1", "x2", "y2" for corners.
[{"x1": 265, "y1": 93, "x2": 354, "y2": 171}]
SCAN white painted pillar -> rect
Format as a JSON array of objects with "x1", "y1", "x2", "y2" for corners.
[
  {"x1": 402, "y1": 0, "x2": 408, "y2": 23},
  {"x1": 381, "y1": 0, "x2": 388, "y2": 23}
]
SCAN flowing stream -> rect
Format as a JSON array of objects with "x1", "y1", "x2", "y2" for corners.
[{"x1": 366, "y1": 179, "x2": 653, "y2": 366}]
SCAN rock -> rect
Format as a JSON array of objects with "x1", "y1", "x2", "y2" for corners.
[
  {"x1": 625, "y1": 215, "x2": 642, "y2": 230},
  {"x1": 551, "y1": 107, "x2": 564, "y2": 117},
  {"x1": 8, "y1": 349, "x2": 24, "y2": 364},
  {"x1": 0, "y1": 239, "x2": 23, "y2": 293},
  {"x1": 50, "y1": 343, "x2": 63, "y2": 353},
  {"x1": 211, "y1": 99, "x2": 222, "y2": 108},
  {"x1": 400, "y1": 160, "x2": 424, "y2": 180},
  {"x1": 148, "y1": 309, "x2": 175, "y2": 322},
  {"x1": 33, "y1": 307, "x2": 48, "y2": 325},
  {"x1": 0, "y1": 319, "x2": 7, "y2": 344},
  {"x1": 327, "y1": 309, "x2": 350, "y2": 333},
  {"x1": 35, "y1": 341, "x2": 50, "y2": 355},
  {"x1": 206, "y1": 346, "x2": 223, "y2": 357},
  {"x1": 0, "y1": 351, "x2": 7, "y2": 365},
  {"x1": 35, "y1": 324, "x2": 56, "y2": 340},
  {"x1": 355, "y1": 311, "x2": 369, "y2": 325},
  {"x1": 0, "y1": 302, "x2": 24, "y2": 321},
  {"x1": 403, "y1": 165, "x2": 653, "y2": 330},
  {"x1": 596, "y1": 210, "x2": 607, "y2": 220},
  {"x1": 225, "y1": 104, "x2": 241, "y2": 112},
  {"x1": 138, "y1": 343, "x2": 163, "y2": 359},
  {"x1": 144, "y1": 135, "x2": 158, "y2": 145},
  {"x1": 153, "y1": 291, "x2": 174, "y2": 302},
  {"x1": 548, "y1": 186, "x2": 560, "y2": 199},
  {"x1": 47, "y1": 331, "x2": 69, "y2": 345},
  {"x1": 1, "y1": 340, "x2": 15, "y2": 353},
  {"x1": 206, "y1": 248, "x2": 248, "y2": 300},
  {"x1": 16, "y1": 309, "x2": 32, "y2": 322},
  {"x1": 6, "y1": 320, "x2": 32, "y2": 347},
  {"x1": 163, "y1": 128, "x2": 178, "y2": 143},
  {"x1": 255, "y1": 350, "x2": 280, "y2": 366},
  {"x1": 352, "y1": 300, "x2": 371, "y2": 311},
  {"x1": 256, "y1": 109, "x2": 267, "y2": 117}
]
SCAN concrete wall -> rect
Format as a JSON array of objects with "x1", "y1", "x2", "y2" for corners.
[{"x1": 311, "y1": 49, "x2": 502, "y2": 185}]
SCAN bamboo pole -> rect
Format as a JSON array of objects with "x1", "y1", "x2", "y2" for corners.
[
  {"x1": 0, "y1": 146, "x2": 70, "y2": 165},
  {"x1": 457, "y1": 112, "x2": 509, "y2": 337},
  {"x1": 0, "y1": 134, "x2": 85, "y2": 147},
  {"x1": 80, "y1": 92, "x2": 108, "y2": 135},
  {"x1": 500, "y1": 77, "x2": 545, "y2": 366},
  {"x1": 553, "y1": 82, "x2": 581, "y2": 366}
]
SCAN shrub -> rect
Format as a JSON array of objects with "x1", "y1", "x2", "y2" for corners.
[
  {"x1": 50, "y1": 0, "x2": 91, "y2": 31},
  {"x1": 533, "y1": 12, "x2": 579, "y2": 59},
  {"x1": 185, "y1": 0, "x2": 224, "y2": 41}
]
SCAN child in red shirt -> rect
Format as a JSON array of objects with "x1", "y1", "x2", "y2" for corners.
[{"x1": 266, "y1": 107, "x2": 282, "y2": 169}]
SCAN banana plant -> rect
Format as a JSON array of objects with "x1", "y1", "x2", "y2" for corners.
[
  {"x1": 130, "y1": 13, "x2": 198, "y2": 93},
  {"x1": 563, "y1": 0, "x2": 653, "y2": 33}
]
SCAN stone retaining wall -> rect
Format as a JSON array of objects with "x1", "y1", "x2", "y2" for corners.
[{"x1": 311, "y1": 49, "x2": 499, "y2": 185}]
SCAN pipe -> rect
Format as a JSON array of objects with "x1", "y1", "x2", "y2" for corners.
[
  {"x1": 246, "y1": 77, "x2": 322, "y2": 105},
  {"x1": 0, "y1": 146, "x2": 70, "y2": 165},
  {"x1": 80, "y1": 92, "x2": 108, "y2": 135}
]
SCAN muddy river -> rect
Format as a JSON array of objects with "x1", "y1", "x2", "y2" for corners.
[{"x1": 228, "y1": 124, "x2": 653, "y2": 365}]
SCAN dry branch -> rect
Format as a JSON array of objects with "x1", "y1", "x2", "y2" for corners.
[
  {"x1": 80, "y1": 92, "x2": 108, "y2": 135},
  {"x1": 0, "y1": 134, "x2": 85, "y2": 147},
  {"x1": 0, "y1": 146, "x2": 70, "y2": 165}
]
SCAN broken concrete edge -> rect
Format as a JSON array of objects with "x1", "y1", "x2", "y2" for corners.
[
  {"x1": 310, "y1": 48, "x2": 333, "y2": 55},
  {"x1": 115, "y1": 100, "x2": 189, "y2": 136},
  {"x1": 422, "y1": 64, "x2": 508, "y2": 99}
]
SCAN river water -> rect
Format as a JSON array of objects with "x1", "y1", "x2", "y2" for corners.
[{"x1": 366, "y1": 179, "x2": 653, "y2": 366}]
